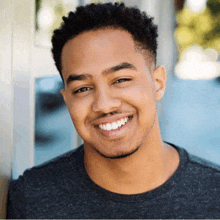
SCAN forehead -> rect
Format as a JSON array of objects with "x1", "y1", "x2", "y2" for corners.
[{"x1": 61, "y1": 28, "x2": 149, "y2": 78}]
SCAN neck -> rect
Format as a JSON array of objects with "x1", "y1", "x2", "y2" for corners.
[{"x1": 83, "y1": 120, "x2": 179, "y2": 195}]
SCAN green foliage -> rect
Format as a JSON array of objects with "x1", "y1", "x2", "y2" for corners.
[
  {"x1": 35, "y1": 0, "x2": 41, "y2": 31},
  {"x1": 91, "y1": 0, "x2": 122, "y2": 3},
  {"x1": 175, "y1": 0, "x2": 220, "y2": 55},
  {"x1": 207, "y1": 0, "x2": 220, "y2": 16},
  {"x1": 90, "y1": 0, "x2": 102, "y2": 3}
]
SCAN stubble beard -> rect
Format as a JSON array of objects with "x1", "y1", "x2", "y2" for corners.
[{"x1": 91, "y1": 143, "x2": 141, "y2": 159}]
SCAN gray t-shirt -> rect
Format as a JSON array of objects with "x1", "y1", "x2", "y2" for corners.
[{"x1": 7, "y1": 143, "x2": 220, "y2": 219}]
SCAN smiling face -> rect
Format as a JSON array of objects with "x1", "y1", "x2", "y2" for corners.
[{"x1": 61, "y1": 28, "x2": 166, "y2": 159}]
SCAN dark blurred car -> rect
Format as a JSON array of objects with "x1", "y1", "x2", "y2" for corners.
[{"x1": 35, "y1": 76, "x2": 65, "y2": 144}]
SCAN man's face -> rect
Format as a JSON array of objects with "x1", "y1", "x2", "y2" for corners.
[{"x1": 61, "y1": 28, "x2": 166, "y2": 159}]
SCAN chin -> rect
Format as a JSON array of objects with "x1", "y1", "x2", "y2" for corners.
[{"x1": 93, "y1": 144, "x2": 141, "y2": 160}]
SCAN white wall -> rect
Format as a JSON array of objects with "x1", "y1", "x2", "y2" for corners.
[
  {"x1": 0, "y1": 0, "x2": 13, "y2": 217},
  {"x1": 12, "y1": 0, "x2": 35, "y2": 179},
  {"x1": 0, "y1": 0, "x2": 35, "y2": 217}
]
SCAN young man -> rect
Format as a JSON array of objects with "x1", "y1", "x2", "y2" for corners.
[{"x1": 7, "y1": 2, "x2": 220, "y2": 219}]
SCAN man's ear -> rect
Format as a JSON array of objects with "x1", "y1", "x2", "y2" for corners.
[
  {"x1": 61, "y1": 89, "x2": 66, "y2": 102},
  {"x1": 152, "y1": 65, "x2": 166, "y2": 101}
]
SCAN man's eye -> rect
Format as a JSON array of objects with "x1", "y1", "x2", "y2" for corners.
[
  {"x1": 115, "y1": 78, "x2": 131, "y2": 84},
  {"x1": 74, "y1": 87, "x2": 91, "y2": 94}
]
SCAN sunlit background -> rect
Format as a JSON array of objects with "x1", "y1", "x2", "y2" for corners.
[{"x1": 34, "y1": 0, "x2": 220, "y2": 166}]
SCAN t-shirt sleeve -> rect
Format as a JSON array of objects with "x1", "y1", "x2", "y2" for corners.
[{"x1": 7, "y1": 177, "x2": 26, "y2": 219}]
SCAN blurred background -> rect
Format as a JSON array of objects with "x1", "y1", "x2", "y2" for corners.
[
  {"x1": 1, "y1": 0, "x2": 220, "y2": 180},
  {"x1": 34, "y1": 0, "x2": 220, "y2": 167},
  {"x1": 0, "y1": 1, "x2": 219, "y2": 216}
]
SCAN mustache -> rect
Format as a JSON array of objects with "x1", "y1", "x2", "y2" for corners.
[
  {"x1": 98, "y1": 111, "x2": 123, "y2": 118},
  {"x1": 95, "y1": 110, "x2": 133, "y2": 121}
]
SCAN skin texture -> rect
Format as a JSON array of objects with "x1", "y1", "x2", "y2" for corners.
[{"x1": 61, "y1": 28, "x2": 179, "y2": 194}]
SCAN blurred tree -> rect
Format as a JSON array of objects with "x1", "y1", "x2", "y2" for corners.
[
  {"x1": 175, "y1": 0, "x2": 185, "y2": 11},
  {"x1": 91, "y1": 0, "x2": 102, "y2": 3},
  {"x1": 90, "y1": 0, "x2": 122, "y2": 3},
  {"x1": 35, "y1": 0, "x2": 41, "y2": 30},
  {"x1": 207, "y1": 0, "x2": 220, "y2": 16},
  {"x1": 175, "y1": 0, "x2": 220, "y2": 58}
]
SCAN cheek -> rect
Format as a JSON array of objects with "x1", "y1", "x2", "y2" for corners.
[
  {"x1": 65, "y1": 97, "x2": 89, "y2": 126},
  {"x1": 120, "y1": 83, "x2": 155, "y2": 107}
]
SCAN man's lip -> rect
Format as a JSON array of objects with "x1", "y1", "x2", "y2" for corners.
[{"x1": 93, "y1": 114, "x2": 133, "y2": 126}]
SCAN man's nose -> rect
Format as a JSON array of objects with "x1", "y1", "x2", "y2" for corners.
[{"x1": 92, "y1": 87, "x2": 121, "y2": 114}]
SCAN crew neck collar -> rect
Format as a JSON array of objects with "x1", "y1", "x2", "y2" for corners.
[{"x1": 76, "y1": 142, "x2": 188, "y2": 203}]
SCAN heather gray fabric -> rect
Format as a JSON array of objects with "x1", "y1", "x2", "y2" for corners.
[{"x1": 7, "y1": 143, "x2": 220, "y2": 219}]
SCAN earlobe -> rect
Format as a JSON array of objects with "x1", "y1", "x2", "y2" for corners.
[{"x1": 152, "y1": 65, "x2": 166, "y2": 101}]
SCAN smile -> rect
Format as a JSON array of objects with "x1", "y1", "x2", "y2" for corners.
[{"x1": 99, "y1": 117, "x2": 130, "y2": 131}]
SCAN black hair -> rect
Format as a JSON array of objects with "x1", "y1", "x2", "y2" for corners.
[{"x1": 51, "y1": 2, "x2": 158, "y2": 82}]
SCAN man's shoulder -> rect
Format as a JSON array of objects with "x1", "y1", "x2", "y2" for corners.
[
  {"x1": 7, "y1": 145, "x2": 85, "y2": 219},
  {"x1": 174, "y1": 144, "x2": 220, "y2": 188},
  {"x1": 169, "y1": 142, "x2": 220, "y2": 174},
  {"x1": 187, "y1": 151, "x2": 220, "y2": 173},
  {"x1": 14, "y1": 145, "x2": 84, "y2": 186},
  {"x1": 185, "y1": 151, "x2": 220, "y2": 187}
]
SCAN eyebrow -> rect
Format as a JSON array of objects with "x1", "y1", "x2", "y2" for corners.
[
  {"x1": 66, "y1": 74, "x2": 92, "y2": 86},
  {"x1": 103, "y1": 62, "x2": 137, "y2": 75},
  {"x1": 66, "y1": 62, "x2": 137, "y2": 86}
]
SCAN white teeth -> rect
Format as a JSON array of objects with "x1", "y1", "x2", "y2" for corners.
[
  {"x1": 112, "y1": 122, "x2": 118, "y2": 130},
  {"x1": 98, "y1": 117, "x2": 130, "y2": 131},
  {"x1": 121, "y1": 119, "x2": 125, "y2": 125},
  {"x1": 117, "y1": 120, "x2": 121, "y2": 127},
  {"x1": 106, "y1": 123, "x2": 111, "y2": 131}
]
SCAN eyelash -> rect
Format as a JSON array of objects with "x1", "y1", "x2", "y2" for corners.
[
  {"x1": 114, "y1": 78, "x2": 131, "y2": 84},
  {"x1": 74, "y1": 87, "x2": 91, "y2": 94},
  {"x1": 73, "y1": 78, "x2": 132, "y2": 94}
]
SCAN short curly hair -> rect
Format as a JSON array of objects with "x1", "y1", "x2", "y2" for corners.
[{"x1": 51, "y1": 2, "x2": 158, "y2": 82}]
